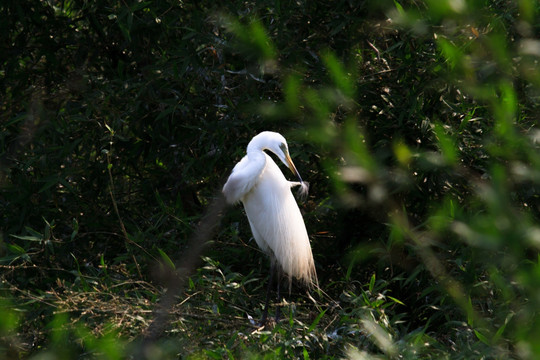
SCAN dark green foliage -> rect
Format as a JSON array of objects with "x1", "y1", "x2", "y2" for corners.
[{"x1": 1, "y1": 0, "x2": 539, "y2": 358}]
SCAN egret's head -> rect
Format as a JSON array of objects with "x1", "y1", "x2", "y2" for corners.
[{"x1": 249, "y1": 131, "x2": 306, "y2": 185}]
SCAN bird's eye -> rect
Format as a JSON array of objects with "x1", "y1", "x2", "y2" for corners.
[{"x1": 279, "y1": 143, "x2": 287, "y2": 153}]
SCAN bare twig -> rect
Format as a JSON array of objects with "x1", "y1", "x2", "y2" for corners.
[
  {"x1": 105, "y1": 126, "x2": 157, "y2": 269},
  {"x1": 136, "y1": 194, "x2": 226, "y2": 357}
]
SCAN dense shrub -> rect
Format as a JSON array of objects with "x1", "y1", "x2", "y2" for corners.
[{"x1": 1, "y1": 0, "x2": 539, "y2": 358}]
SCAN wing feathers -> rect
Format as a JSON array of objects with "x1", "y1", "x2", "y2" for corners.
[{"x1": 222, "y1": 155, "x2": 264, "y2": 204}]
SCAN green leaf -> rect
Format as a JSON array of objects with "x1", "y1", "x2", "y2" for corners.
[
  {"x1": 284, "y1": 75, "x2": 300, "y2": 113},
  {"x1": 344, "y1": 118, "x2": 376, "y2": 173},
  {"x1": 7, "y1": 243, "x2": 26, "y2": 254},
  {"x1": 71, "y1": 218, "x2": 79, "y2": 241},
  {"x1": 433, "y1": 122, "x2": 458, "y2": 165},
  {"x1": 248, "y1": 20, "x2": 276, "y2": 60},
  {"x1": 369, "y1": 273, "x2": 376, "y2": 293},
  {"x1": 10, "y1": 235, "x2": 42, "y2": 242},
  {"x1": 43, "y1": 218, "x2": 51, "y2": 241},
  {"x1": 474, "y1": 329, "x2": 490, "y2": 345},
  {"x1": 0, "y1": 299, "x2": 20, "y2": 334},
  {"x1": 393, "y1": 0, "x2": 405, "y2": 16},
  {"x1": 387, "y1": 296, "x2": 405, "y2": 306},
  {"x1": 303, "y1": 347, "x2": 310, "y2": 360},
  {"x1": 321, "y1": 50, "x2": 355, "y2": 98},
  {"x1": 437, "y1": 37, "x2": 463, "y2": 69},
  {"x1": 158, "y1": 248, "x2": 175, "y2": 270},
  {"x1": 494, "y1": 81, "x2": 517, "y2": 137},
  {"x1": 493, "y1": 312, "x2": 514, "y2": 343},
  {"x1": 393, "y1": 141, "x2": 413, "y2": 166},
  {"x1": 466, "y1": 297, "x2": 474, "y2": 326},
  {"x1": 308, "y1": 309, "x2": 327, "y2": 332},
  {"x1": 204, "y1": 350, "x2": 222, "y2": 359}
]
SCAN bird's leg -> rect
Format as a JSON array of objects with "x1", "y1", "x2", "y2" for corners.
[
  {"x1": 260, "y1": 261, "x2": 275, "y2": 326},
  {"x1": 275, "y1": 266, "x2": 282, "y2": 323}
]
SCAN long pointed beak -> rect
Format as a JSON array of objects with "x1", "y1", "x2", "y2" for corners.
[{"x1": 285, "y1": 152, "x2": 304, "y2": 184}]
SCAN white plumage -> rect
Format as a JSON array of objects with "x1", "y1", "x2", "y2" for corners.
[{"x1": 223, "y1": 131, "x2": 317, "y2": 290}]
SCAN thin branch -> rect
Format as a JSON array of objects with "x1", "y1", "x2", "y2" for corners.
[{"x1": 136, "y1": 194, "x2": 226, "y2": 356}]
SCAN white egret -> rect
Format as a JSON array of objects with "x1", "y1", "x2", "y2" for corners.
[{"x1": 222, "y1": 131, "x2": 317, "y2": 325}]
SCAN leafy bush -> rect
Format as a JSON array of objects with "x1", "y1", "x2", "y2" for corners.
[{"x1": 1, "y1": 0, "x2": 539, "y2": 358}]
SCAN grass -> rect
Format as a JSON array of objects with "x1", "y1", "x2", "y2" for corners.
[
  {"x1": 0, "y1": 256, "x2": 379, "y2": 358},
  {"x1": 0, "y1": 247, "x2": 489, "y2": 359}
]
